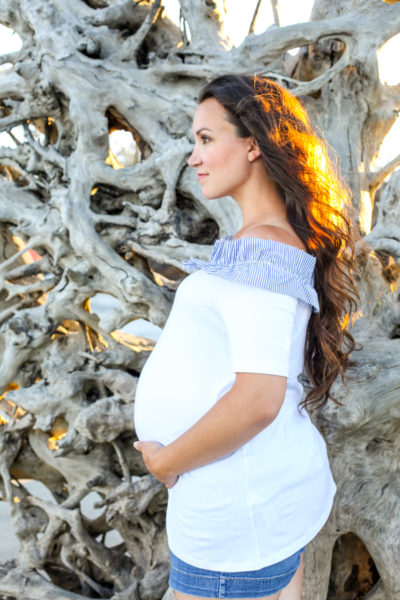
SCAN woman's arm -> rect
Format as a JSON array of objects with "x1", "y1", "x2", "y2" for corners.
[{"x1": 134, "y1": 372, "x2": 286, "y2": 486}]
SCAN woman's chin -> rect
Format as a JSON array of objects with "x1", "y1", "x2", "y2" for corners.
[{"x1": 201, "y1": 188, "x2": 227, "y2": 200}]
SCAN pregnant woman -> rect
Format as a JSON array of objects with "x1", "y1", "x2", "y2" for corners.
[{"x1": 133, "y1": 74, "x2": 358, "y2": 599}]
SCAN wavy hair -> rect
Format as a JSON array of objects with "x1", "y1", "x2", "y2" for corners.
[{"x1": 198, "y1": 73, "x2": 359, "y2": 410}]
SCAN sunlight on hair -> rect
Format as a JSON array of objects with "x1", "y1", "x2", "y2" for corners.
[
  {"x1": 340, "y1": 313, "x2": 349, "y2": 331},
  {"x1": 341, "y1": 308, "x2": 365, "y2": 330},
  {"x1": 262, "y1": 84, "x2": 349, "y2": 247},
  {"x1": 351, "y1": 309, "x2": 364, "y2": 325}
]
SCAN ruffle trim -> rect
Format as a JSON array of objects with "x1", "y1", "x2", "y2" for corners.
[{"x1": 183, "y1": 235, "x2": 320, "y2": 313}]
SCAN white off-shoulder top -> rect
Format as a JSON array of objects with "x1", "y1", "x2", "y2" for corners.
[{"x1": 133, "y1": 236, "x2": 336, "y2": 571}]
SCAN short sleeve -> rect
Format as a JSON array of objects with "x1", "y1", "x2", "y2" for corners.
[{"x1": 216, "y1": 279, "x2": 298, "y2": 376}]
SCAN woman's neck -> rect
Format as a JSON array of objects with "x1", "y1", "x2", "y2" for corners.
[{"x1": 231, "y1": 158, "x2": 288, "y2": 230}]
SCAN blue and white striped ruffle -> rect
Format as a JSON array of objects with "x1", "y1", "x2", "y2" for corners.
[{"x1": 183, "y1": 235, "x2": 320, "y2": 313}]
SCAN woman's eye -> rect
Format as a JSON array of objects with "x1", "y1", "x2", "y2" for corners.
[{"x1": 201, "y1": 135, "x2": 210, "y2": 144}]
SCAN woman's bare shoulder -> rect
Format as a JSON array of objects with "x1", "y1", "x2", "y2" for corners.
[{"x1": 234, "y1": 224, "x2": 307, "y2": 252}]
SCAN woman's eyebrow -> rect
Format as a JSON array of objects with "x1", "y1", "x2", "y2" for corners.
[{"x1": 195, "y1": 127, "x2": 213, "y2": 135}]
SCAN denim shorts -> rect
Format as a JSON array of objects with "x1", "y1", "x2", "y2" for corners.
[{"x1": 168, "y1": 546, "x2": 305, "y2": 598}]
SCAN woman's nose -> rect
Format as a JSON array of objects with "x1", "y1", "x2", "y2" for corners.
[{"x1": 188, "y1": 146, "x2": 201, "y2": 167}]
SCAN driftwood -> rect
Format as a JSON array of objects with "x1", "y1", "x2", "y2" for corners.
[{"x1": 0, "y1": 0, "x2": 400, "y2": 598}]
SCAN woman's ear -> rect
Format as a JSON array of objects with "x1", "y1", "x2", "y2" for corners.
[{"x1": 248, "y1": 138, "x2": 261, "y2": 162}]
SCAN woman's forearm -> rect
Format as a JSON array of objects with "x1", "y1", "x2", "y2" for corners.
[{"x1": 153, "y1": 376, "x2": 285, "y2": 478}]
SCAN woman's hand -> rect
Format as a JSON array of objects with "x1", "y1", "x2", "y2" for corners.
[{"x1": 133, "y1": 440, "x2": 180, "y2": 489}]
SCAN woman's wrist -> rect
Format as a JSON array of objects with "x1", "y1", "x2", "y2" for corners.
[{"x1": 152, "y1": 445, "x2": 180, "y2": 480}]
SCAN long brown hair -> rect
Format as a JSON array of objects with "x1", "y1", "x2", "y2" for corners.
[{"x1": 198, "y1": 73, "x2": 359, "y2": 410}]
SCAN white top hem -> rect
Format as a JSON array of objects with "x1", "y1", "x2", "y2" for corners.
[{"x1": 167, "y1": 479, "x2": 336, "y2": 572}]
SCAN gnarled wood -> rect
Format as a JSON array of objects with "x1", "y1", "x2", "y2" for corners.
[{"x1": 0, "y1": 1, "x2": 399, "y2": 599}]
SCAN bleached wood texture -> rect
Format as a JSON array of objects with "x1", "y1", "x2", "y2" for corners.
[{"x1": 0, "y1": 1, "x2": 400, "y2": 599}]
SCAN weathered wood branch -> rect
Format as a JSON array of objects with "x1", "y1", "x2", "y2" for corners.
[
  {"x1": 270, "y1": 0, "x2": 281, "y2": 28},
  {"x1": 178, "y1": 0, "x2": 232, "y2": 51},
  {"x1": 244, "y1": 2, "x2": 400, "y2": 60},
  {"x1": 369, "y1": 153, "x2": 400, "y2": 194}
]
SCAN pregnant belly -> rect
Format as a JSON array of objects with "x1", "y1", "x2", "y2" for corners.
[{"x1": 134, "y1": 347, "x2": 235, "y2": 445}]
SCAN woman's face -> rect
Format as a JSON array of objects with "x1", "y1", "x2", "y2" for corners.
[{"x1": 188, "y1": 97, "x2": 256, "y2": 200}]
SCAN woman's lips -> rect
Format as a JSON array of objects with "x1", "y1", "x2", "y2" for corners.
[{"x1": 197, "y1": 173, "x2": 208, "y2": 181}]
